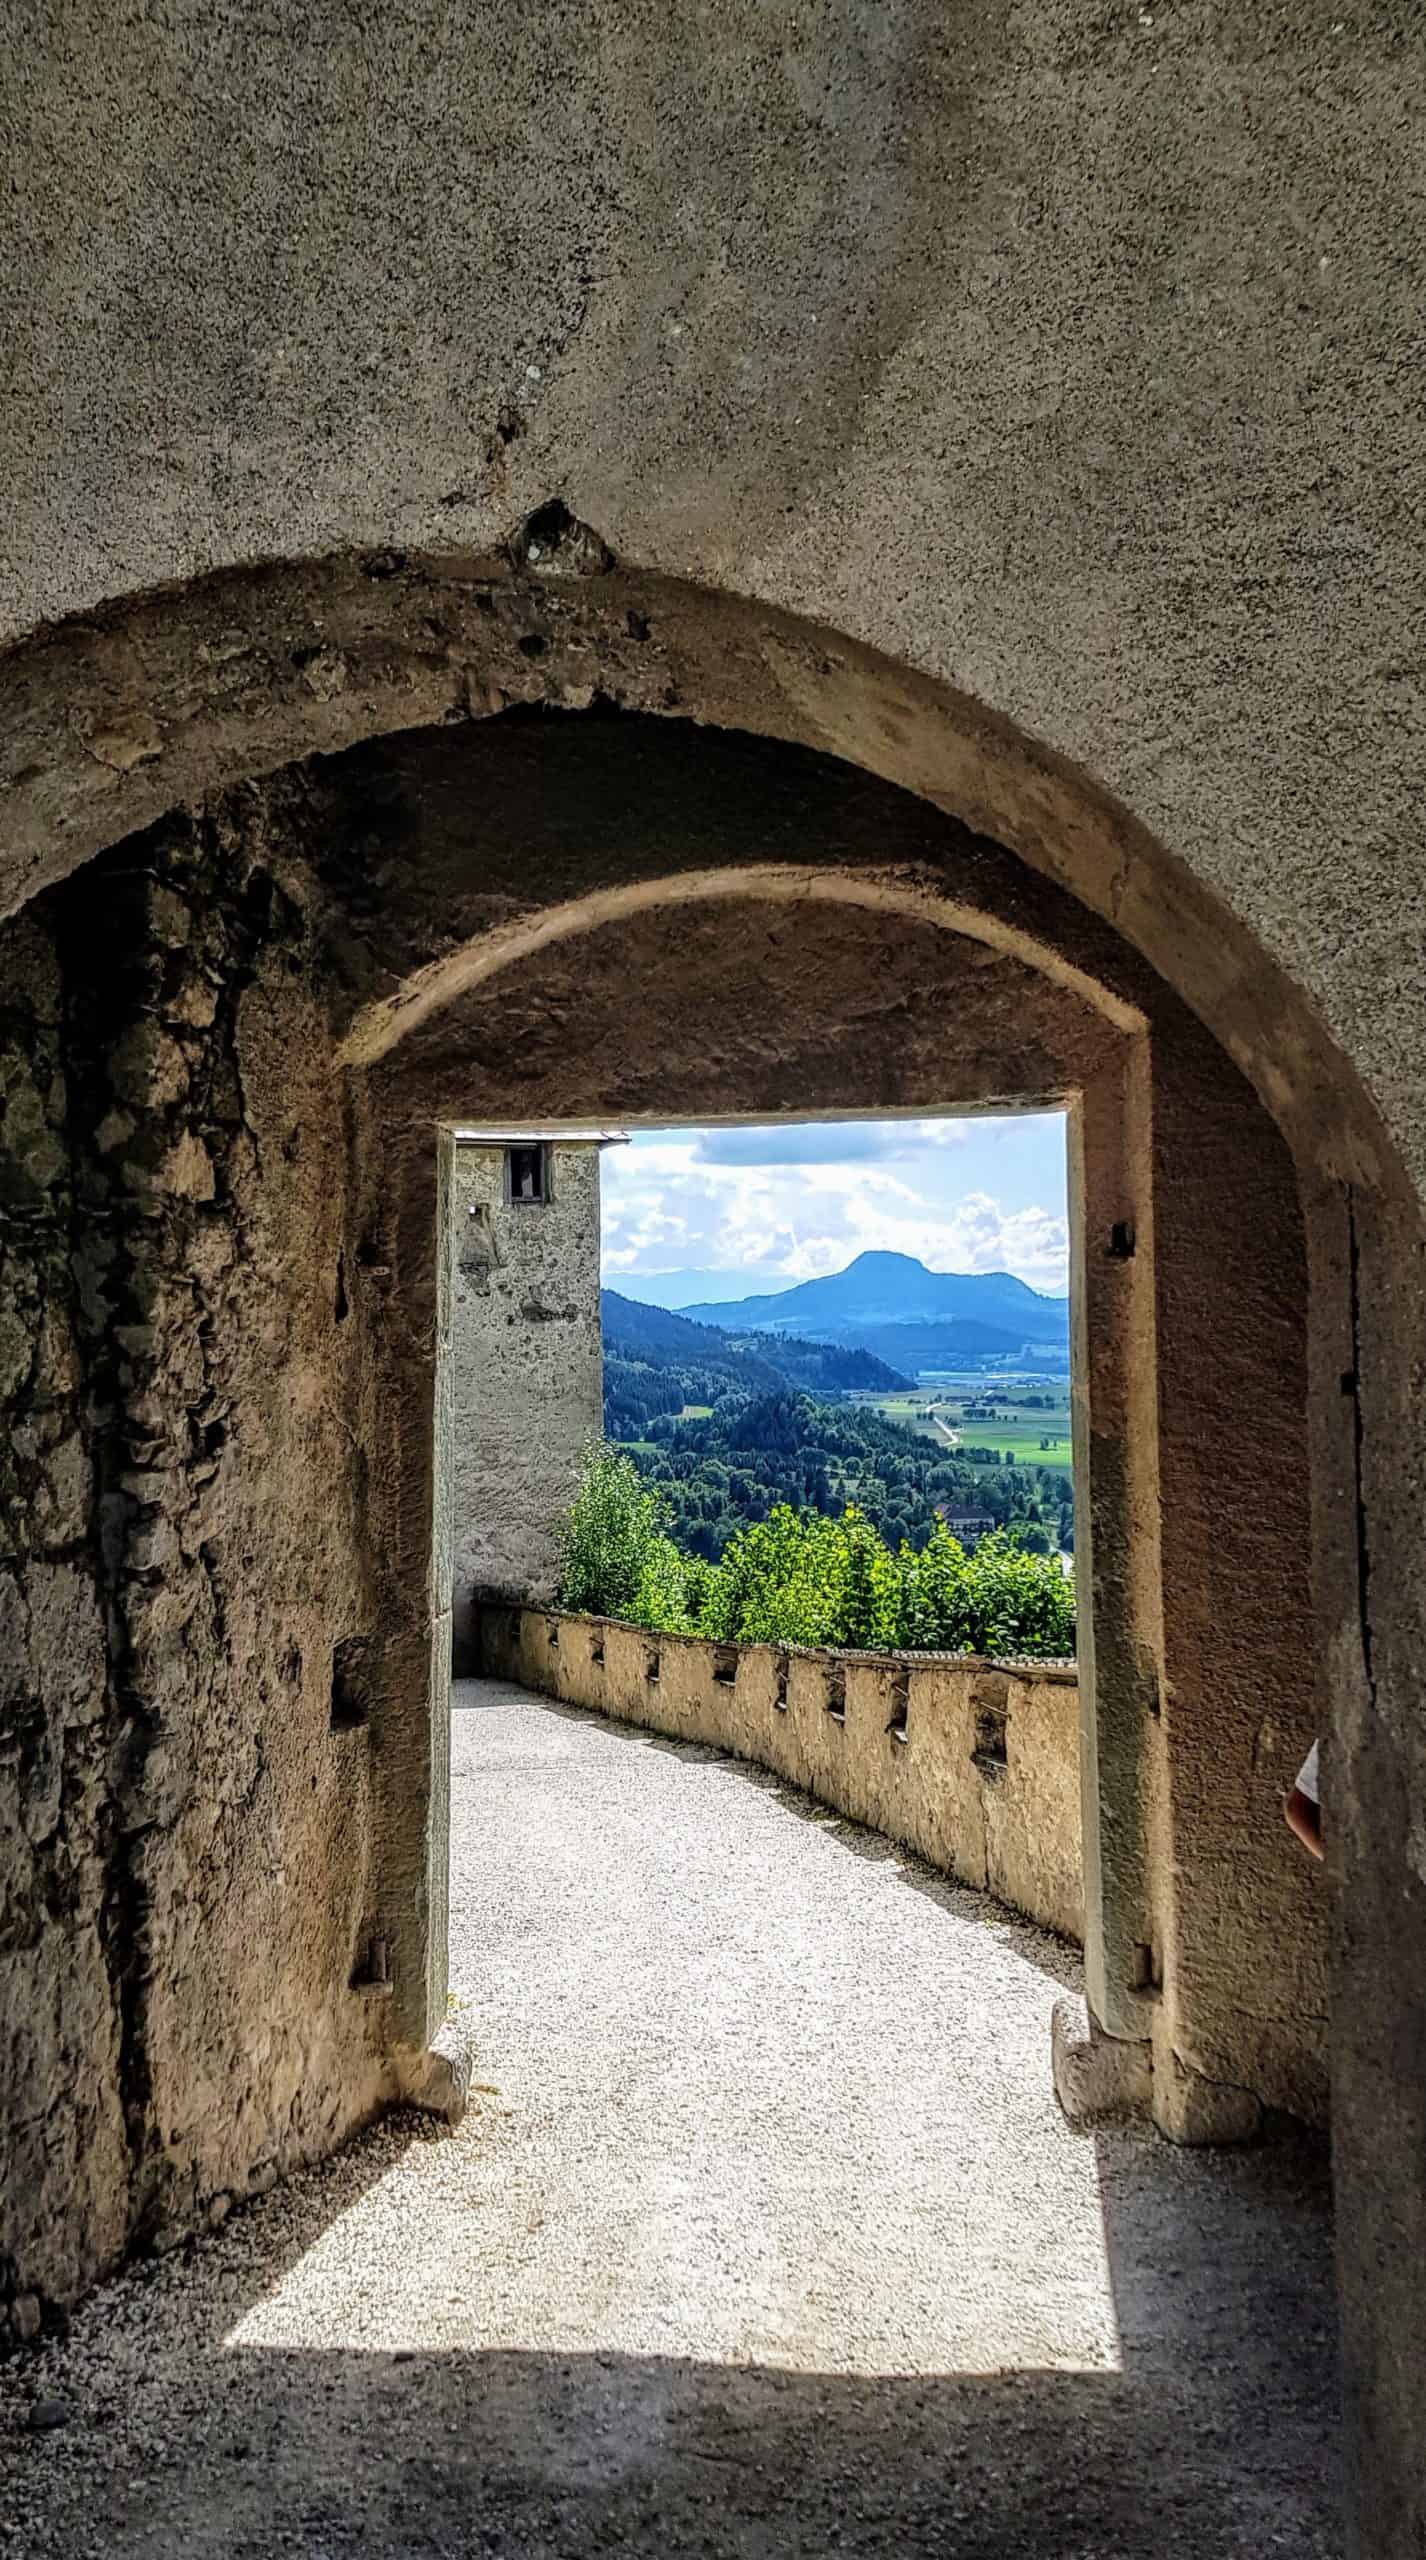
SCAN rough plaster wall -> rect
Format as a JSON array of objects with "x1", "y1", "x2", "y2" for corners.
[
  {"x1": 1329, "y1": 1193, "x2": 1426, "y2": 2553},
  {"x1": 1150, "y1": 1027, "x2": 1327, "y2": 2130},
  {"x1": 351, "y1": 724, "x2": 1131, "y2": 1128},
  {"x1": 0, "y1": 10, "x2": 1419, "y2": 1196},
  {"x1": 0, "y1": 810, "x2": 394, "y2": 2318},
  {"x1": 448, "y1": 1143, "x2": 603, "y2": 1646}
]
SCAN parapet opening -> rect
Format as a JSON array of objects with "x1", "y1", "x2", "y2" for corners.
[
  {"x1": 331, "y1": 1637, "x2": 375, "y2": 1732},
  {"x1": 972, "y1": 1682, "x2": 1010, "y2": 1779}
]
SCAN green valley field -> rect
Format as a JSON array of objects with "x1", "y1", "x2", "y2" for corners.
[{"x1": 856, "y1": 1376, "x2": 1074, "y2": 1472}]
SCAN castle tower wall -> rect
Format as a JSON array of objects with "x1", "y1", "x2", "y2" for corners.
[{"x1": 448, "y1": 1135, "x2": 608, "y2": 1668}]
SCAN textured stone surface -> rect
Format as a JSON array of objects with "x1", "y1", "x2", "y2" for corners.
[
  {"x1": 1052, "y1": 2000, "x2": 1154, "y2": 2131},
  {"x1": 0, "y1": 814, "x2": 397, "y2": 2327},
  {"x1": 0, "y1": 9, "x2": 1420, "y2": 1213},
  {"x1": 401, "y1": 2013, "x2": 477, "y2": 2131},
  {"x1": 0, "y1": 17, "x2": 1421, "y2": 2531},
  {"x1": 0, "y1": 908, "x2": 127, "y2": 2325},
  {"x1": 0, "y1": 560, "x2": 1398, "y2": 1214},
  {"x1": 448, "y1": 1139, "x2": 604, "y2": 1649}
]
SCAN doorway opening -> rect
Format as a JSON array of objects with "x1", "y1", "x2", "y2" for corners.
[
  {"x1": 452, "y1": 1102, "x2": 1085, "y2": 1937},
  {"x1": 384, "y1": 709, "x2": 1328, "y2": 2161},
  {"x1": 429, "y1": 1068, "x2": 1332, "y2": 2533},
  {"x1": 599, "y1": 1107, "x2": 1076, "y2": 1578}
]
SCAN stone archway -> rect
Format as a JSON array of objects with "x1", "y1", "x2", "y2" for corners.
[
  {"x1": 309, "y1": 713, "x2": 1322, "y2": 2153},
  {"x1": 0, "y1": 540, "x2": 1392, "y2": 1193},
  {"x1": 2, "y1": 573, "x2": 1421, "y2": 2552}
]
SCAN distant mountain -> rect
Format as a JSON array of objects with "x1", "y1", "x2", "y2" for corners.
[
  {"x1": 686, "y1": 1251, "x2": 1069, "y2": 1350},
  {"x1": 602, "y1": 1268, "x2": 787, "y2": 1312}
]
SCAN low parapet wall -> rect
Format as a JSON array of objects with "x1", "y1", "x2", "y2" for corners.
[{"x1": 478, "y1": 1607, "x2": 1083, "y2": 1946}]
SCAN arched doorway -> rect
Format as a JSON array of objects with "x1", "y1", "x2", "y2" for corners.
[
  {"x1": 320, "y1": 708, "x2": 1326, "y2": 2152},
  {"x1": 1, "y1": 562, "x2": 1418, "y2": 2548}
]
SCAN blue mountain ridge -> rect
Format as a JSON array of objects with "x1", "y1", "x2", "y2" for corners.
[{"x1": 684, "y1": 1250, "x2": 1068, "y2": 1346}]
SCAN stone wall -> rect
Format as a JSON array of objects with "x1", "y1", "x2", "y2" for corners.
[
  {"x1": 0, "y1": 808, "x2": 396, "y2": 2334},
  {"x1": 0, "y1": 709, "x2": 1334, "y2": 2329},
  {"x1": 340, "y1": 717, "x2": 1328, "y2": 2138},
  {"x1": 448, "y1": 1139, "x2": 604, "y2": 1663},
  {"x1": 0, "y1": 906, "x2": 128, "y2": 2328},
  {"x1": 479, "y1": 1606, "x2": 1084, "y2": 1948}
]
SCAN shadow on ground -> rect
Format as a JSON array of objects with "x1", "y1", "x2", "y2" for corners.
[
  {"x1": 1, "y1": 2321, "x2": 1340, "y2": 2558},
  {"x1": 0, "y1": 2081, "x2": 1339, "y2": 2559}
]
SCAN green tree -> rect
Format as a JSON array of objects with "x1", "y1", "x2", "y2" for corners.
[
  {"x1": 558, "y1": 1442, "x2": 670, "y2": 1618},
  {"x1": 836, "y1": 1506, "x2": 903, "y2": 1649},
  {"x1": 899, "y1": 1517, "x2": 972, "y2": 1650},
  {"x1": 628, "y1": 1533, "x2": 694, "y2": 1634},
  {"x1": 557, "y1": 1447, "x2": 1075, "y2": 1662}
]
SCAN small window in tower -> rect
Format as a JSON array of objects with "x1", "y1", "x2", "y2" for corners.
[{"x1": 506, "y1": 1143, "x2": 551, "y2": 1206}]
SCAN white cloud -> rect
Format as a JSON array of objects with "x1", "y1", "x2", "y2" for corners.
[{"x1": 602, "y1": 1125, "x2": 1070, "y2": 1294}]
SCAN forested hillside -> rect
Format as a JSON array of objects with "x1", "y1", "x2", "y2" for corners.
[
  {"x1": 627, "y1": 1388, "x2": 1072, "y2": 1562},
  {"x1": 602, "y1": 1289, "x2": 909, "y2": 1439},
  {"x1": 602, "y1": 1279, "x2": 1073, "y2": 1562}
]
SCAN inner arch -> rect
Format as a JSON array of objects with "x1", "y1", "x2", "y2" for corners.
[{"x1": 340, "y1": 858, "x2": 1147, "y2": 1068}]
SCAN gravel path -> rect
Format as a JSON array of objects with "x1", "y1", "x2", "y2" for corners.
[{"x1": 0, "y1": 1678, "x2": 1340, "y2": 2556}]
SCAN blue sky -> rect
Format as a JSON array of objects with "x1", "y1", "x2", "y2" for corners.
[{"x1": 601, "y1": 1113, "x2": 1069, "y2": 1302}]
